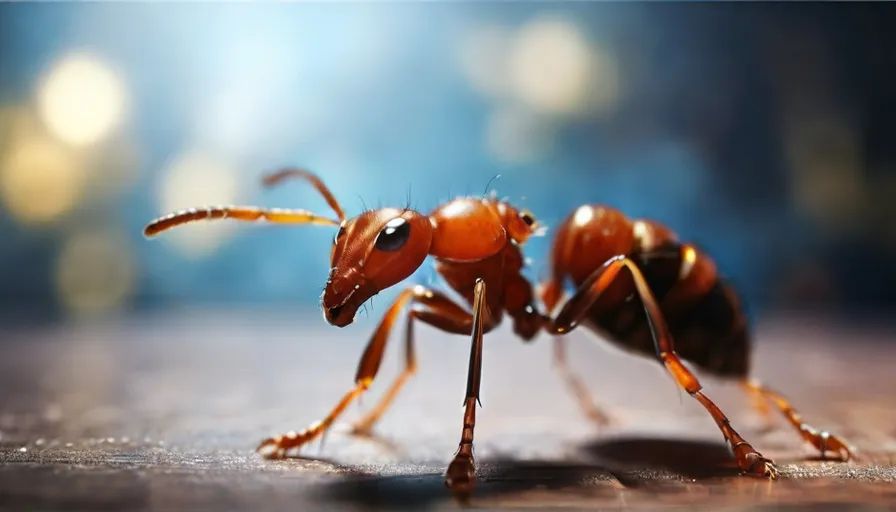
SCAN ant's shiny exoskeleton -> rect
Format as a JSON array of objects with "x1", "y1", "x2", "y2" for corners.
[{"x1": 144, "y1": 170, "x2": 853, "y2": 502}]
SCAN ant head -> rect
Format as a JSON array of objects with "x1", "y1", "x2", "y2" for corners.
[
  {"x1": 492, "y1": 200, "x2": 544, "y2": 245},
  {"x1": 322, "y1": 208, "x2": 433, "y2": 327},
  {"x1": 143, "y1": 169, "x2": 437, "y2": 329}
]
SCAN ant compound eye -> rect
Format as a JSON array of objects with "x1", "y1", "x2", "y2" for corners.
[
  {"x1": 520, "y1": 210, "x2": 535, "y2": 227},
  {"x1": 375, "y1": 217, "x2": 411, "y2": 252},
  {"x1": 333, "y1": 225, "x2": 346, "y2": 246}
]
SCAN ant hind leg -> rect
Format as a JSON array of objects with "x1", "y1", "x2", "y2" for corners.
[
  {"x1": 548, "y1": 255, "x2": 778, "y2": 479},
  {"x1": 740, "y1": 379, "x2": 777, "y2": 435},
  {"x1": 741, "y1": 379, "x2": 853, "y2": 461}
]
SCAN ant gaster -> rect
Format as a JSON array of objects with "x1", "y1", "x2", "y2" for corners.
[
  {"x1": 143, "y1": 168, "x2": 547, "y2": 500},
  {"x1": 538, "y1": 204, "x2": 854, "y2": 479}
]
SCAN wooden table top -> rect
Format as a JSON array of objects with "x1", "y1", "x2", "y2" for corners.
[{"x1": 1, "y1": 310, "x2": 895, "y2": 510}]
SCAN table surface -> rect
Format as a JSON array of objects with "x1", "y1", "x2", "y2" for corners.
[{"x1": 1, "y1": 310, "x2": 895, "y2": 511}]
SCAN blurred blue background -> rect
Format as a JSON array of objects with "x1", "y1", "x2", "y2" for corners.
[{"x1": 1, "y1": 2, "x2": 894, "y2": 328}]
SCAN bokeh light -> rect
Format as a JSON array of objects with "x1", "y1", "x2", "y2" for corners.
[
  {"x1": 55, "y1": 229, "x2": 137, "y2": 316},
  {"x1": 0, "y1": 134, "x2": 89, "y2": 224},
  {"x1": 460, "y1": 17, "x2": 623, "y2": 168},
  {"x1": 156, "y1": 150, "x2": 244, "y2": 258},
  {"x1": 459, "y1": 18, "x2": 621, "y2": 122},
  {"x1": 37, "y1": 53, "x2": 127, "y2": 147},
  {"x1": 509, "y1": 18, "x2": 612, "y2": 117}
]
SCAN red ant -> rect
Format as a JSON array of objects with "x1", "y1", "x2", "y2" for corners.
[{"x1": 144, "y1": 171, "x2": 853, "y2": 501}]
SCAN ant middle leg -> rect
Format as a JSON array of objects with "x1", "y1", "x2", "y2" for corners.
[
  {"x1": 539, "y1": 281, "x2": 614, "y2": 429},
  {"x1": 552, "y1": 336, "x2": 614, "y2": 428},
  {"x1": 741, "y1": 379, "x2": 853, "y2": 461},
  {"x1": 547, "y1": 255, "x2": 778, "y2": 479},
  {"x1": 445, "y1": 278, "x2": 489, "y2": 503}
]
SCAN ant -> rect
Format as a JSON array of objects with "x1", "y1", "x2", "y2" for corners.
[
  {"x1": 144, "y1": 171, "x2": 854, "y2": 501},
  {"x1": 143, "y1": 168, "x2": 548, "y2": 500},
  {"x1": 538, "y1": 204, "x2": 854, "y2": 479}
]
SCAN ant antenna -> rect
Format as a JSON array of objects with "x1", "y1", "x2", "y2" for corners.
[
  {"x1": 482, "y1": 174, "x2": 501, "y2": 199},
  {"x1": 358, "y1": 194, "x2": 368, "y2": 213}
]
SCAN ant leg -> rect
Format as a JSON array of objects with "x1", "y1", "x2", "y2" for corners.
[
  {"x1": 144, "y1": 206, "x2": 340, "y2": 237},
  {"x1": 742, "y1": 379, "x2": 853, "y2": 461},
  {"x1": 445, "y1": 278, "x2": 488, "y2": 502},
  {"x1": 548, "y1": 255, "x2": 778, "y2": 479},
  {"x1": 257, "y1": 287, "x2": 417, "y2": 458},
  {"x1": 538, "y1": 277, "x2": 565, "y2": 315},
  {"x1": 257, "y1": 285, "x2": 479, "y2": 458},
  {"x1": 349, "y1": 287, "x2": 474, "y2": 436},
  {"x1": 539, "y1": 281, "x2": 613, "y2": 428},
  {"x1": 739, "y1": 379, "x2": 776, "y2": 433},
  {"x1": 553, "y1": 336, "x2": 613, "y2": 428}
]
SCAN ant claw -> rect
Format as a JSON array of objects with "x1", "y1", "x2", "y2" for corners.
[
  {"x1": 733, "y1": 441, "x2": 779, "y2": 479},
  {"x1": 814, "y1": 432, "x2": 854, "y2": 462},
  {"x1": 445, "y1": 453, "x2": 476, "y2": 503},
  {"x1": 256, "y1": 437, "x2": 288, "y2": 459},
  {"x1": 256, "y1": 427, "x2": 321, "y2": 460}
]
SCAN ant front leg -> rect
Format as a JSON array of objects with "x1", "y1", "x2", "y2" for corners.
[
  {"x1": 257, "y1": 284, "x2": 490, "y2": 460},
  {"x1": 741, "y1": 379, "x2": 854, "y2": 461},
  {"x1": 548, "y1": 255, "x2": 778, "y2": 479},
  {"x1": 348, "y1": 286, "x2": 475, "y2": 437}
]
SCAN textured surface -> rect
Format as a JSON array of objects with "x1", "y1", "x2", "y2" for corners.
[{"x1": 1, "y1": 310, "x2": 896, "y2": 511}]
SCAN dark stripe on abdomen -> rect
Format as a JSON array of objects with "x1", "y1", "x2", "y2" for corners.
[
  {"x1": 668, "y1": 280, "x2": 751, "y2": 378},
  {"x1": 588, "y1": 275, "x2": 751, "y2": 379}
]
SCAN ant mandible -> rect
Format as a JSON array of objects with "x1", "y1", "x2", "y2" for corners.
[
  {"x1": 538, "y1": 204, "x2": 855, "y2": 479},
  {"x1": 143, "y1": 168, "x2": 547, "y2": 500}
]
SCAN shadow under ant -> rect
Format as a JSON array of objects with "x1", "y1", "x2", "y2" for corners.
[{"x1": 304, "y1": 435, "x2": 749, "y2": 510}]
